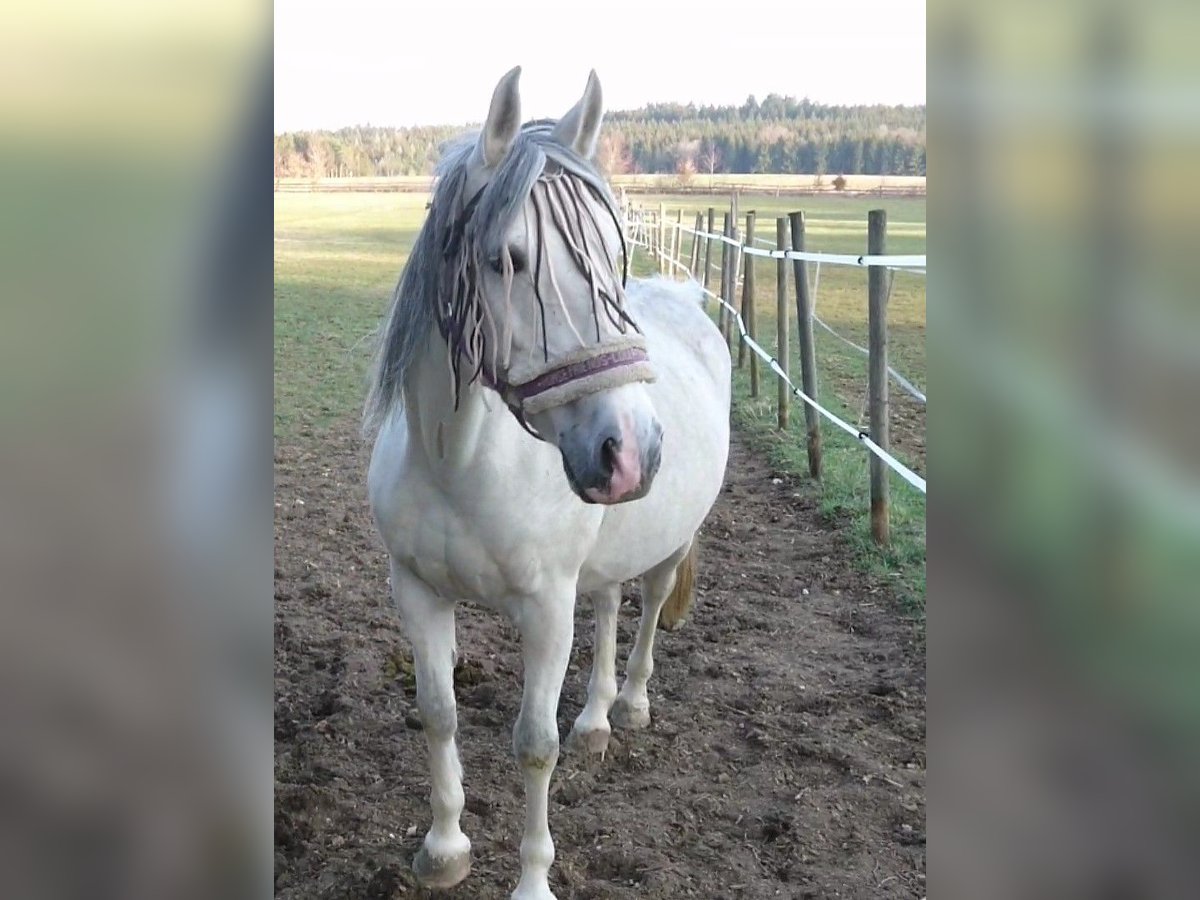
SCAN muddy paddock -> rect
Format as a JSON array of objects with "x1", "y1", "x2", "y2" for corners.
[{"x1": 275, "y1": 423, "x2": 925, "y2": 898}]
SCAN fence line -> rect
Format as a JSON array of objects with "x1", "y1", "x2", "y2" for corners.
[
  {"x1": 636, "y1": 211, "x2": 928, "y2": 405},
  {"x1": 683, "y1": 225, "x2": 926, "y2": 271},
  {"x1": 623, "y1": 210, "x2": 927, "y2": 497}
]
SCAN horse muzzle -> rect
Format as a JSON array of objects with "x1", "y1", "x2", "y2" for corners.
[{"x1": 559, "y1": 413, "x2": 662, "y2": 505}]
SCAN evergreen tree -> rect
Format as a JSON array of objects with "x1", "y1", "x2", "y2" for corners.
[{"x1": 275, "y1": 97, "x2": 924, "y2": 177}]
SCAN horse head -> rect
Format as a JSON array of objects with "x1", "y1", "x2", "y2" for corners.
[{"x1": 443, "y1": 67, "x2": 663, "y2": 503}]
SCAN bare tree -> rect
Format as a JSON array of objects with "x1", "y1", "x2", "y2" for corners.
[
  {"x1": 596, "y1": 131, "x2": 634, "y2": 177},
  {"x1": 674, "y1": 138, "x2": 699, "y2": 187},
  {"x1": 305, "y1": 141, "x2": 328, "y2": 180},
  {"x1": 675, "y1": 154, "x2": 697, "y2": 187},
  {"x1": 698, "y1": 141, "x2": 722, "y2": 187}
]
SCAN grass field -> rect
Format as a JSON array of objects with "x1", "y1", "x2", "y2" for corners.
[
  {"x1": 274, "y1": 187, "x2": 926, "y2": 606},
  {"x1": 275, "y1": 192, "x2": 428, "y2": 435}
]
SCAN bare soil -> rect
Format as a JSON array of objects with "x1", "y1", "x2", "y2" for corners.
[{"x1": 275, "y1": 421, "x2": 926, "y2": 899}]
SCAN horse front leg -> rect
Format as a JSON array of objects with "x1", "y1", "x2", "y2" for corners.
[
  {"x1": 511, "y1": 589, "x2": 575, "y2": 900},
  {"x1": 389, "y1": 561, "x2": 471, "y2": 889},
  {"x1": 567, "y1": 583, "x2": 620, "y2": 757}
]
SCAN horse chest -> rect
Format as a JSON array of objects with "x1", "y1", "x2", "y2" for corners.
[{"x1": 385, "y1": 482, "x2": 594, "y2": 602}]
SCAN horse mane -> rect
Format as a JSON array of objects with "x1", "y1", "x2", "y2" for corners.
[{"x1": 362, "y1": 121, "x2": 630, "y2": 435}]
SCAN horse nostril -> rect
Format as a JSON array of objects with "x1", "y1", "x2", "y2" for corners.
[{"x1": 600, "y1": 436, "x2": 619, "y2": 477}]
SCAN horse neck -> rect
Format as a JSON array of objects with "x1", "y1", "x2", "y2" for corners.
[{"x1": 402, "y1": 329, "x2": 498, "y2": 474}]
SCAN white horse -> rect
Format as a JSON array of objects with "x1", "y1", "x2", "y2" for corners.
[{"x1": 365, "y1": 67, "x2": 730, "y2": 900}]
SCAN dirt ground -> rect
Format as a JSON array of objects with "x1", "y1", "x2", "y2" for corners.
[{"x1": 275, "y1": 421, "x2": 926, "y2": 899}]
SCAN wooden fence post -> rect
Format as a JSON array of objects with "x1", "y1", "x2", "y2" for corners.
[
  {"x1": 776, "y1": 217, "x2": 790, "y2": 431},
  {"x1": 727, "y1": 198, "x2": 741, "y2": 353},
  {"x1": 739, "y1": 211, "x2": 756, "y2": 371},
  {"x1": 672, "y1": 209, "x2": 683, "y2": 275},
  {"x1": 690, "y1": 211, "x2": 704, "y2": 278},
  {"x1": 867, "y1": 209, "x2": 890, "y2": 546},
  {"x1": 701, "y1": 207, "x2": 715, "y2": 299},
  {"x1": 644, "y1": 206, "x2": 654, "y2": 262},
  {"x1": 718, "y1": 212, "x2": 731, "y2": 339},
  {"x1": 662, "y1": 201, "x2": 672, "y2": 274},
  {"x1": 789, "y1": 211, "x2": 822, "y2": 480},
  {"x1": 746, "y1": 210, "x2": 760, "y2": 397},
  {"x1": 653, "y1": 209, "x2": 661, "y2": 267}
]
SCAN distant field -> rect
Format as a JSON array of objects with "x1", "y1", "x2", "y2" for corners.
[
  {"x1": 275, "y1": 176, "x2": 433, "y2": 192},
  {"x1": 613, "y1": 173, "x2": 925, "y2": 195}
]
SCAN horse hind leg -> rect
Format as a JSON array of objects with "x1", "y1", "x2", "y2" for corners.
[
  {"x1": 611, "y1": 539, "x2": 694, "y2": 730},
  {"x1": 566, "y1": 583, "x2": 620, "y2": 757},
  {"x1": 390, "y1": 561, "x2": 471, "y2": 890},
  {"x1": 658, "y1": 538, "x2": 698, "y2": 630}
]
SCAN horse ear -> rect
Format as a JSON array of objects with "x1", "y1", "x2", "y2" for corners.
[
  {"x1": 477, "y1": 66, "x2": 522, "y2": 168},
  {"x1": 551, "y1": 70, "x2": 604, "y2": 159}
]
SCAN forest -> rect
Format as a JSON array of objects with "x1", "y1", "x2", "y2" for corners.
[{"x1": 274, "y1": 94, "x2": 925, "y2": 179}]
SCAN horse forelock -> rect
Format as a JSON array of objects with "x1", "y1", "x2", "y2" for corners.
[{"x1": 364, "y1": 122, "x2": 631, "y2": 435}]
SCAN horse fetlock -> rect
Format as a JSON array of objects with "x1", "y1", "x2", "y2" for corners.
[{"x1": 514, "y1": 834, "x2": 556, "y2": 899}]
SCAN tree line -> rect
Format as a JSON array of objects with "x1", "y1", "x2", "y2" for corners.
[{"x1": 274, "y1": 94, "x2": 925, "y2": 180}]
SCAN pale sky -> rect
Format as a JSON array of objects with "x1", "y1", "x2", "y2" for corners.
[{"x1": 274, "y1": 0, "x2": 925, "y2": 132}]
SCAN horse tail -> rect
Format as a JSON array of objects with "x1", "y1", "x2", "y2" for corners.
[{"x1": 657, "y1": 539, "x2": 698, "y2": 631}]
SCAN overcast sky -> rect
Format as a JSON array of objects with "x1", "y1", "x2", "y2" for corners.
[{"x1": 274, "y1": 0, "x2": 925, "y2": 132}]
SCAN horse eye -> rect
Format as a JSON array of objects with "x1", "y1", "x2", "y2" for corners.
[{"x1": 489, "y1": 248, "x2": 526, "y2": 275}]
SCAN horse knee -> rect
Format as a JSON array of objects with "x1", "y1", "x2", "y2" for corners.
[
  {"x1": 513, "y1": 715, "x2": 559, "y2": 770},
  {"x1": 416, "y1": 690, "x2": 458, "y2": 741}
]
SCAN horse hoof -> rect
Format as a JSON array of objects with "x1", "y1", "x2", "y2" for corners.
[
  {"x1": 566, "y1": 724, "x2": 611, "y2": 757},
  {"x1": 610, "y1": 696, "x2": 651, "y2": 730},
  {"x1": 412, "y1": 845, "x2": 471, "y2": 890}
]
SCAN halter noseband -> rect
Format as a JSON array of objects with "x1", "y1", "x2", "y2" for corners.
[{"x1": 483, "y1": 335, "x2": 655, "y2": 437}]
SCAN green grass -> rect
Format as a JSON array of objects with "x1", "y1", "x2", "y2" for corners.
[
  {"x1": 274, "y1": 189, "x2": 926, "y2": 610},
  {"x1": 274, "y1": 193, "x2": 428, "y2": 436}
]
